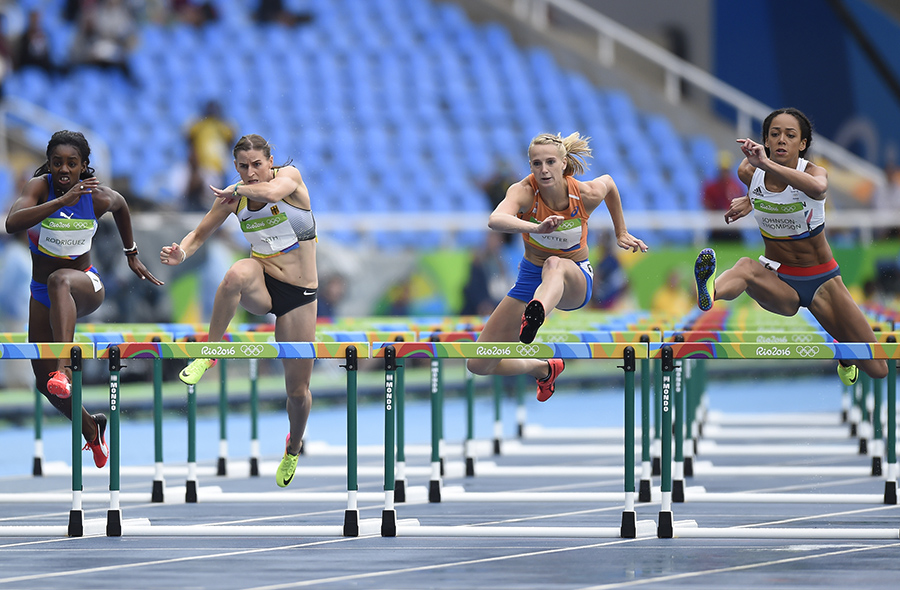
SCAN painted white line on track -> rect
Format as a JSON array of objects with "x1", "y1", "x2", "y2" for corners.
[{"x1": 576, "y1": 542, "x2": 900, "y2": 589}]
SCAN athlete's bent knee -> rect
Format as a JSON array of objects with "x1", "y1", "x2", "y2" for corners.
[{"x1": 467, "y1": 358, "x2": 494, "y2": 376}]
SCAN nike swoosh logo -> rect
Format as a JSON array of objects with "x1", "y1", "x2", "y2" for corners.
[
  {"x1": 281, "y1": 473, "x2": 294, "y2": 486},
  {"x1": 303, "y1": 291, "x2": 316, "y2": 296}
]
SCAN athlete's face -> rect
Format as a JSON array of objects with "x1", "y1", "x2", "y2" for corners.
[
  {"x1": 234, "y1": 149, "x2": 274, "y2": 184},
  {"x1": 48, "y1": 144, "x2": 86, "y2": 193},
  {"x1": 764, "y1": 113, "x2": 807, "y2": 164},
  {"x1": 528, "y1": 143, "x2": 566, "y2": 187}
]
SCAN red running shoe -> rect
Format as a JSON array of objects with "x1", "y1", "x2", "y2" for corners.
[
  {"x1": 519, "y1": 300, "x2": 545, "y2": 344},
  {"x1": 536, "y1": 358, "x2": 565, "y2": 402},
  {"x1": 82, "y1": 413, "x2": 109, "y2": 468},
  {"x1": 47, "y1": 371, "x2": 72, "y2": 399}
]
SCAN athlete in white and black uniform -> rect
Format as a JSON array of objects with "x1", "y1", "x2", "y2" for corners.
[
  {"x1": 693, "y1": 108, "x2": 886, "y2": 385},
  {"x1": 161, "y1": 134, "x2": 317, "y2": 487}
]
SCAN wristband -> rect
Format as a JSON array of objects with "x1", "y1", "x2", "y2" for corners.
[
  {"x1": 232, "y1": 183, "x2": 242, "y2": 198},
  {"x1": 179, "y1": 249, "x2": 186, "y2": 263},
  {"x1": 124, "y1": 243, "x2": 138, "y2": 255}
]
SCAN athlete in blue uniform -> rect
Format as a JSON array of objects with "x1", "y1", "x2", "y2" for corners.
[{"x1": 4, "y1": 130, "x2": 162, "y2": 467}]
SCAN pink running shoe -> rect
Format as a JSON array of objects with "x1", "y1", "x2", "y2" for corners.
[
  {"x1": 83, "y1": 413, "x2": 109, "y2": 468},
  {"x1": 536, "y1": 358, "x2": 565, "y2": 402},
  {"x1": 47, "y1": 371, "x2": 72, "y2": 399}
]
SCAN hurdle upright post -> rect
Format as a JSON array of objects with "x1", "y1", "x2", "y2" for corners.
[
  {"x1": 217, "y1": 358, "x2": 228, "y2": 476},
  {"x1": 639, "y1": 334, "x2": 652, "y2": 502},
  {"x1": 342, "y1": 345, "x2": 360, "y2": 537},
  {"x1": 185, "y1": 336, "x2": 198, "y2": 503},
  {"x1": 621, "y1": 345, "x2": 637, "y2": 538},
  {"x1": 858, "y1": 374, "x2": 871, "y2": 455},
  {"x1": 151, "y1": 336, "x2": 165, "y2": 502},
  {"x1": 886, "y1": 336, "x2": 897, "y2": 504},
  {"x1": 248, "y1": 358, "x2": 260, "y2": 476},
  {"x1": 492, "y1": 375, "x2": 503, "y2": 455},
  {"x1": 673, "y1": 335, "x2": 685, "y2": 503},
  {"x1": 429, "y1": 335, "x2": 444, "y2": 503},
  {"x1": 652, "y1": 356, "x2": 662, "y2": 476},
  {"x1": 657, "y1": 345, "x2": 674, "y2": 539},
  {"x1": 872, "y1": 374, "x2": 883, "y2": 476},
  {"x1": 106, "y1": 346, "x2": 123, "y2": 537},
  {"x1": 67, "y1": 346, "x2": 84, "y2": 538},
  {"x1": 465, "y1": 365, "x2": 476, "y2": 476},
  {"x1": 33, "y1": 385, "x2": 43, "y2": 476},
  {"x1": 381, "y1": 345, "x2": 398, "y2": 537},
  {"x1": 394, "y1": 336, "x2": 407, "y2": 503}
]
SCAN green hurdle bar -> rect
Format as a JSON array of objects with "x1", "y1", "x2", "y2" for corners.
[
  {"x1": 99, "y1": 341, "x2": 367, "y2": 537},
  {"x1": 374, "y1": 341, "x2": 646, "y2": 539},
  {"x1": 0, "y1": 342, "x2": 94, "y2": 537},
  {"x1": 650, "y1": 340, "x2": 900, "y2": 539}
]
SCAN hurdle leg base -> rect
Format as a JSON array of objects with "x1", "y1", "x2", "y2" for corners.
[
  {"x1": 394, "y1": 479, "x2": 406, "y2": 503},
  {"x1": 106, "y1": 509, "x2": 122, "y2": 537},
  {"x1": 885, "y1": 482, "x2": 897, "y2": 505},
  {"x1": 657, "y1": 511, "x2": 673, "y2": 538},
  {"x1": 381, "y1": 510, "x2": 397, "y2": 537},
  {"x1": 652, "y1": 457, "x2": 661, "y2": 477},
  {"x1": 440, "y1": 458, "x2": 444, "y2": 477},
  {"x1": 429, "y1": 479, "x2": 442, "y2": 503},
  {"x1": 32, "y1": 457, "x2": 43, "y2": 477},
  {"x1": 673, "y1": 480, "x2": 685, "y2": 503},
  {"x1": 186, "y1": 480, "x2": 198, "y2": 503},
  {"x1": 858, "y1": 438, "x2": 868, "y2": 455},
  {"x1": 872, "y1": 456, "x2": 882, "y2": 477},
  {"x1": 217, "y1": 457, "x2": 227, "y2": 476},
  {"x1": 466, "y1": 457, "x2": 476, "y2": 477},
  {"x1": 151, "y1": 480, "x2": 165, "y2": 503},
  {"x1": 249, "y1": 457, "x2": 260, "y2": 477},
  {"x1": 67, "y1": 510, "x2": 84, "y2": 537},
  {"x1": 639, "y1": 479, "x2": 652, "y2": 502},
  {"x1": 620, "y1": 511, "x2": 637, "y2": 538},
  {"x1": 684, "y1": 456, "x2": 693, "y2": 477},
  {"x1": 492, "y1": 438, "x2": 501, "y2": 456},
  {"x1": 343, "y1": 510, "x2": 360, "y2": 537},
  {"x1": 850, "y1": 423, "x2": 858, "y2": 437}
]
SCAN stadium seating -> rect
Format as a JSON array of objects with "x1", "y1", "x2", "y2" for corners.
[{"x1": 4, "y1": 0, "x2": 720, "y2": 248}]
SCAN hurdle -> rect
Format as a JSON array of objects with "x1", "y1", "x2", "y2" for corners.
[
  {"x1": 650, "y1": 341, "x2": 900, "y2": 540},
  {"x1": 0, "y1": 342, "x2": 95, "y2": 537},
  {"x1": 375, "y1": 340, "x2": 652, "y2": 539},
  {"x1": 97, "y1": 340, "x2": 372, "y2": 537}
]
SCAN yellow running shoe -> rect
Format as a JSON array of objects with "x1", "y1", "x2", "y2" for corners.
[
  {"x1": 837, "y1": 363, "x2": 858, "y2": 386},
  {"x1": 179, "y1": 358, "x2": 217, "y2": 385},
  {"x1": 276, "y1": 435, "x2": 299, "y2": 488}
]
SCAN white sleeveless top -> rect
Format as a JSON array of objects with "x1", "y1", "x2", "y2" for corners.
[{"x1": 748, "y1": 158, "x2": 825, "y2": 240}]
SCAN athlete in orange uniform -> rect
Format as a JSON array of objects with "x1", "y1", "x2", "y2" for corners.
[{"x1": 467, "y1": 132, "x2": 647, "y2": 401}]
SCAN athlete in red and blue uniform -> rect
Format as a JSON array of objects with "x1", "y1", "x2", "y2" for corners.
[{"x1": 5, "y1": 130, "x2": 162, "y2": 467}]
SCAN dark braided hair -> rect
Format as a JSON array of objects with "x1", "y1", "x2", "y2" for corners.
[
  {"x1": 761, "y1": 108, "x2": 813, "y2": 158},
  {"x1": 33, "y1": 130, "x2": 95, "y2": 179}
]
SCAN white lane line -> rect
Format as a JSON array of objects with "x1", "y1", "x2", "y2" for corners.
[
  {"x1": 0, "y1": 537, "x2": 358, "y2": 586},
  {"x1": 576, "y1": 541, "x2": 900, "y2": 589},
  {"x1": 244, "y1": 538, "x2": 649, "y2": 590}
]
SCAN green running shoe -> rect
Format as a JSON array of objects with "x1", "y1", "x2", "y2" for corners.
[
  {"x1": 276, "y1": 434, "x2": 299, "y2": 488},
  {"x1": 694, "y1": 248, "x2": 717, "y2": 312},
  {"x1": 179, "y1": 358, "x2": 217, "y2": 385},
  {"x1": 837, "y1": 363, "x2": 858, "y2": 386}
]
